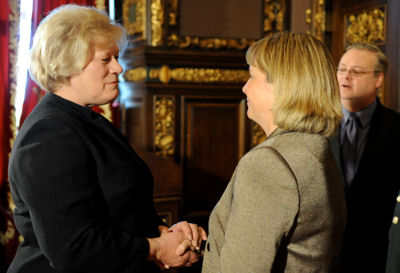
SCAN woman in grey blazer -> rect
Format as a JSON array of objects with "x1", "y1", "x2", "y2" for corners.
[{"x1": 202, "y1": 32, "x2": 346, "y2": 273}]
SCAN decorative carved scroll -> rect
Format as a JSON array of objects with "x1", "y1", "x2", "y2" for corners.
[
  {"x1": 154, "y1": 96, "x2": 175, "y2": 158},
  {"x1": 123, "y1": 0, "x2": 146, "y2": 38},
  {"x1": 122, "y1": 0, "x2": 287, "y2": 49},
  {"x1": 305, "y1": 0, "x2": 326, "y2": 42},
  {"x1": 124, "y1": 65, "x2": 249, "y2": 84},
  {"x1": 264, "y1": 0, "x2": 286, "y2": 34},
  {"x1": 345, "y1": 5, "x2": 386, "y2": 46},
  {"x1": 150, "y1": 0, "x2": 164, "y2": 46}
]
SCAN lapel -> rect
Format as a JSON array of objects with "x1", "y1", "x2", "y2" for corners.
[
  {"x1": 356, "y1": 100, "x2": 387, "y2": 169},
  {"x1": 349, "y1": 100, "x2": 393, "y2": 188},
  {"x1": 329, "y1": 132, "x2": 345, "y2": 183},
  {"x1": 359, "y1": 100, "x2": 383, "y2": 159}
]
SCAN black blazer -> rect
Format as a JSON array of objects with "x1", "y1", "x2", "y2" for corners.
[
  {"x1": 8, "y1": 93, "x2": 164, "y2": 273},
  {"x1": 330, "y1": 99, "x2": 400, "y2": 273},
  {"x1": 386, "y1": 191, "x2": 400, "y2": 273}
]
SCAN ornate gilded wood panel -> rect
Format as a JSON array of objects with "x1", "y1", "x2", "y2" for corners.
[
  {"x1": 153, "y1": 95, "x2": 176, "y2": 158},
  {"x1": 305, "y1": 0, "x2": 328, "y2": 41},
  {"x1": 122, "y1": 0, "x2": 287, "y2": 49},
  {"x1": 124, "y1": 65, "x2": 249, "y2": 84},
  {"x1": 344, "y1": 4, "x2": 386, "y2": 46}
]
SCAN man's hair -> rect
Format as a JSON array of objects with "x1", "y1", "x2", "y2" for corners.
[
  {"x1": 345, "y1": 42, "x2": 388, "y2": 75},
  {"x1": 246, "y1": 32, "x2": 342, "y2": 137},
  {"x1": 29, "y1": 4, "x2": 127, "y2": 92}
]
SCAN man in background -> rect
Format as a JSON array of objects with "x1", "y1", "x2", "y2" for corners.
[{"x1": 330, "y1": 42, "x2": 400, "y2": 273}]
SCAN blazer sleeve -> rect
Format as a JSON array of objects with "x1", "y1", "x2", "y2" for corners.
[
  {"x1": 387, "y1": 198, "x2": 400, "y2": 273},
  {"x1": 9, "y1": 118, "x2": 149, "y2": 272},
  {"x1": 219, "y1": 146, "x2": 299, "y2": 273}
]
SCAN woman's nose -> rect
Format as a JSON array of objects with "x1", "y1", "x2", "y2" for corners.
[
  {"x1": 111, "y1": 58, "x2": 123, "y2": 74},
  {"x1": 242, "y1": 81, "x2": 248, "y2": 94}
]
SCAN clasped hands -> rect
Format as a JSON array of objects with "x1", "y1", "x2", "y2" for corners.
[{"x1": 147, "y1": 221, "x2": 207, "y2": 269}]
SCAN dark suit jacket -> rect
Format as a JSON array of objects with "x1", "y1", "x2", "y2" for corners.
[
  {"x1": 8, "y1": 93, "x2": 164, "y2": 273},
  {"x1": 386, "y1": 192, "x2": 400, "y2": 273},
  {"x1": 330, "y1": 99, "x2": 400, "y2": 273}
]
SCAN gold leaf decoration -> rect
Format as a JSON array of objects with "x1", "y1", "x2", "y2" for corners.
[
  {"x1": 154, "y1": 96, "x2": 175, "y2": 158},
  {"x1": 123, "y1": 0, "x2": 146, "y2": 37},
  {"x1": 124, "y1": 66, "x2": 249, "y2": 84},
  {"x1": 345, "y1": 6, "x2": 386, "y2": 46},
  {"x1": 151, "y1": 0, "x2": 164, "y2": 46}
]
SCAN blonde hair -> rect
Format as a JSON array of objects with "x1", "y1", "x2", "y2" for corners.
[
  {"x1": 246, "y1": 32, "x2": 342, "y2": 137},
  {"x1": 345, "y1": 42, "x2": 388, "y2": 75},
  {"x1": 29, "y1": 4, "x2": 127, "y2": 92}
]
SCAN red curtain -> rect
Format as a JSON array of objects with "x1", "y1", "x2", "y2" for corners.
[
  {"x1": 0, "y1": 0, "x2": 13, "y2": 192},
  {"x1": 0, "y1": 1, "x2": 19, "y2": 271}
]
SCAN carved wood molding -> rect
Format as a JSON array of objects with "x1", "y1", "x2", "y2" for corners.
[
  {"x1": 153, "y1": 95, "x2": 175, "y2": 158},
  {"x1": 344, "y1": 4, "x2": 386, "y2": 46},
  {"x1": 123, "y1": 65, "x2": 249, "y2": 84},
  {"x1": 122, "y1": 0, "x2": 286, "y2": 49},
  {"x1": 123, "y1": 0, "x2": 146, "y2": 38}
]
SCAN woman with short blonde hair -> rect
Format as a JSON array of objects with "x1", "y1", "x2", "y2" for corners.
[
  {"x1": 246, "y1": 32, "x2": 342, "y2": 137},
  {"x1": 9, "y1": 5, "x2": 206, "y2": 273},
  {"x1": 29, "y1": 4, "x2": 126, "y2": 93},
  {"x1": 202, "y1": 32, "x2": 346, "y2": 273}
]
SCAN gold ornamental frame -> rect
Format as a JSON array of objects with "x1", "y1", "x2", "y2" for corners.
[
  {"x1": 344, "y1": 4, "x2": 386, "y2": 47},
  {"x1": 123, "y1": 0, "x2": 147, "y2": 38},
  {"x1": 122, "y1": 0, "x2": 286, "y2": 49}
]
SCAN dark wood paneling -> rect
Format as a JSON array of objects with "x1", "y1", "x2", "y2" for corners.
[
  {"x1": 181, "y1": 96, "x2": 245, "y2": 226},
  {"x1": 179, "y1": 0, "x2": 263, "y2": 39},
  {"x1": 153, "y1": 196, "x2": 182, "y2": 226},
  {"x1": 119, "y1": 82, "x2": 146, "y2": 147},
  {"x1": 119, "y1": 81, "x2": 249, "y2": 202},
  {"x1": 385, "y1": 0, "x2": 400, "y2": 110}
]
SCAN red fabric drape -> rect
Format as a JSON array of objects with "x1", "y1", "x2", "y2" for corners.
[
  {"x1": 19, "y1": 0, "x2": 122, "y2": 127},
  {"x1": 0, "y1": 1, "x2": 19, "y2": 271},
  {"x1": 0, "y1": 0, "x2": 13, "y2": 189}
]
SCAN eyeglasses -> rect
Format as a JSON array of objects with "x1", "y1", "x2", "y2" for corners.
[{"x1": 337, "y1": 67, "x2": 381, "y2": 77}]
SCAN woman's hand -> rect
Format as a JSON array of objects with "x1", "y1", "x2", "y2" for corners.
[
  {"x1": 147, "y1": 231, "x2": 199, "y2": 269},
  {"x1": 158, "y1": 225, "x2": 170, "y2": 235},
  {"x1": 169, "y1": 221, "x2": 208, "y2": 252}
]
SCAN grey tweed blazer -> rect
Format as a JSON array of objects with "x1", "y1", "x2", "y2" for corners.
[{"x1": 202, "y1": 128, "x2": 346, "y2": 273}]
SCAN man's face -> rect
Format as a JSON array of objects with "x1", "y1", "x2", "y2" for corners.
[{"x1": 337, "y1": 48, "x2": 384, "y2": 110}]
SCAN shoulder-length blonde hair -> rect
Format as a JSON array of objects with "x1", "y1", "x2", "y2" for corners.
[
  {"x1": 246, "y1": 32, "x2": 342, "y2": 137},
  {"x1": 29, "y1": 4, "x2": 127, "y2": 93}
]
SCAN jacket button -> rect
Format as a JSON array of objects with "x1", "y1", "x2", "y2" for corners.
[
  {"x1": 206, "y1": 242, "x2": 210, "y2": 251},
  {"x1": 397, "y1": 196, "x2": 400, "y2": 203},
  {"x1": 393, "y1": 216, "x2": 399, "y2": 224}
]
